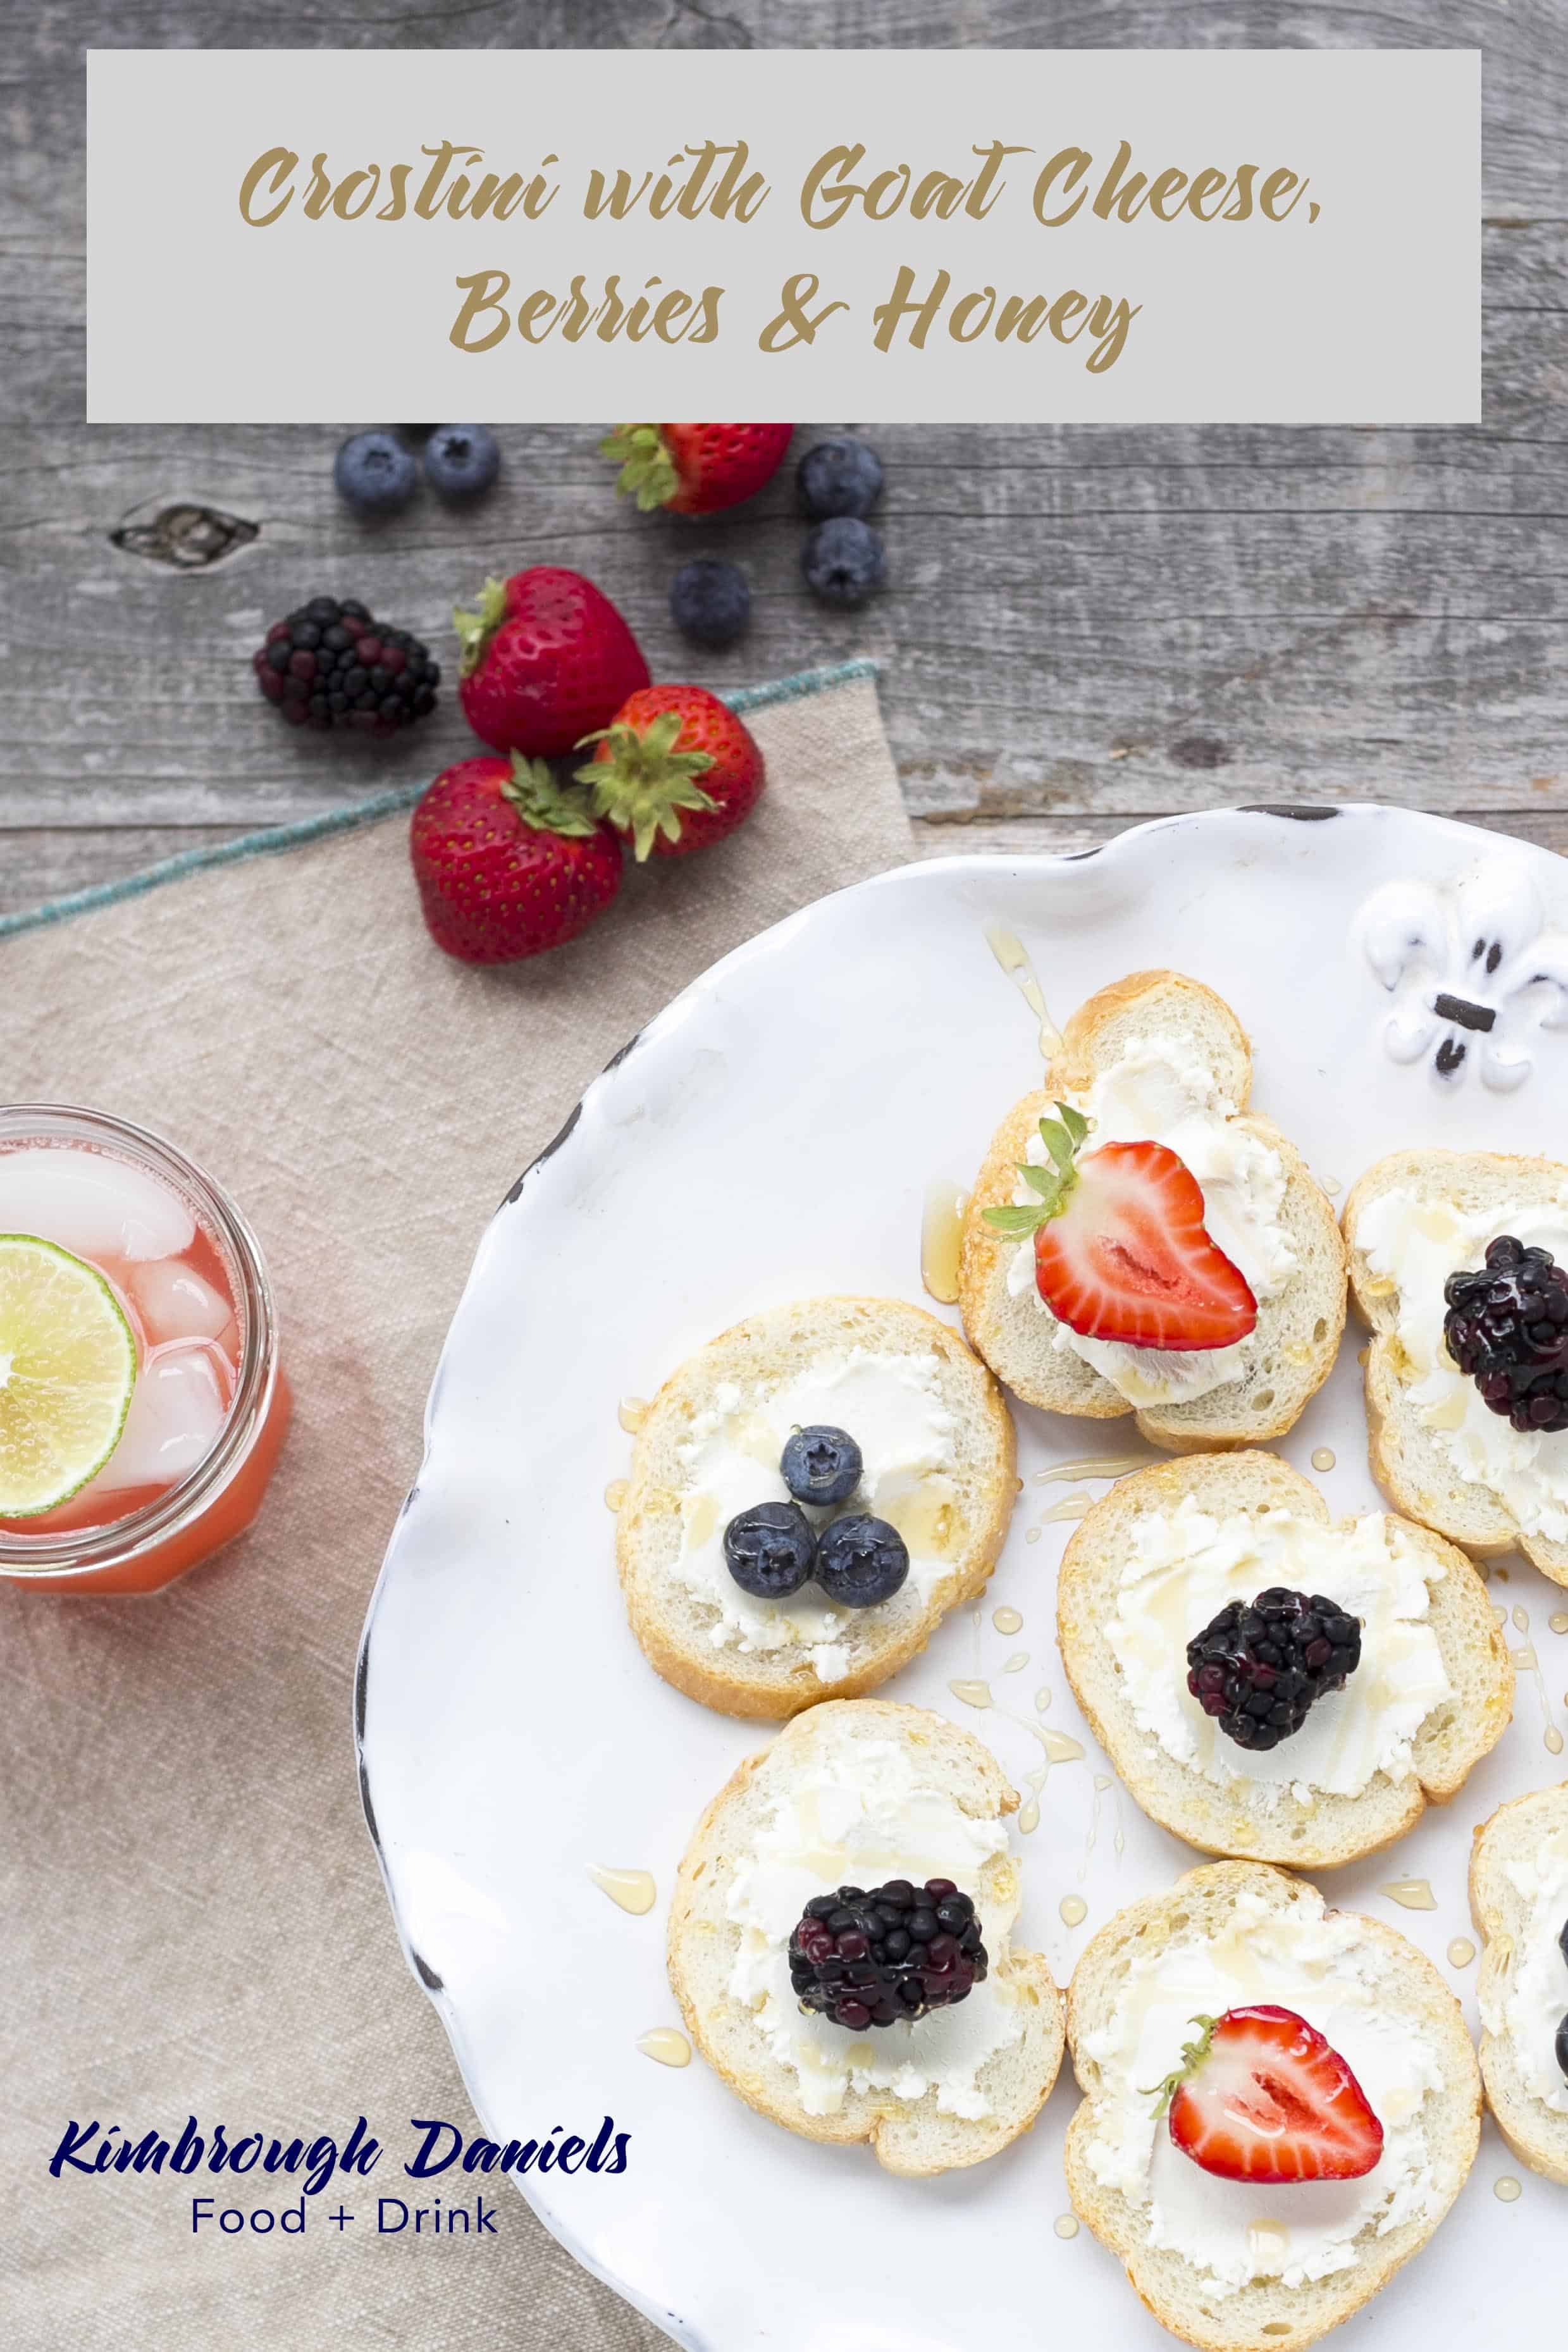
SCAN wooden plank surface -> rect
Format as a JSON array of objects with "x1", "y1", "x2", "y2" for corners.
[{"x1": 2, "y1": 3, "x2": 1565, "y2": 916}]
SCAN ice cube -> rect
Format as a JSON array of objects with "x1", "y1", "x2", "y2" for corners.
[
  {"x1": 0, "y1": 1147, "x2": 194, "y2": 1262},
  {"x1": 129, "y1": 1259, "x2": 235, "y2": 1347},
  {"x1": 90, "y1": 1342, "x2": 228, "y2": 1494}
]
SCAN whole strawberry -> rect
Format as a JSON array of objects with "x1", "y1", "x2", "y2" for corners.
[
  {"x1": 602, "y1": 423, "x2": 793, "y2": 516},
  {"x1": 578, "y1": 686, "x2": 765, "y2": 861},
  {"x1": 454, "y1": 566, "x2": 649, "y2": 757},
  {"x1": 410, "y1": 755, "x2": 622, "y2": 965}
]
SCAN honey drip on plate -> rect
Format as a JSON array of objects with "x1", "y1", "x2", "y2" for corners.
[
  {"x1": 604, "y1": 1478, "x2": 629, "y2": 1513},
  {"x1": 948, "y1": 1679, "x2": 993, "y2": 1711},
  {"x1": 1007, "y1": 1714, "x2": 1085, "y2": 1834},
  {"x1": 1381, "y1": 1878, "x2": 1437, "y2": 1911},
  {"x1": 1025, "y1": 1526, "x2": 1042, "y2": 1545},
  {"x1": 1447, "y1": 1938, "x2": 1476, "y2": 1969},
  {"x1": 1059, "y1": 1895, "x2": 1088, "y2": 1928},
  {"x1": 1494, "y1": 2176, "x2": 1522, "y2": 2203},
  {"x1": 1550, "y1": 1612, "x2": 1568, "y2": 1635},
  {"x1": 588, "y1": 1866, "x2": 656, "y2": 1916},
  {"x1": 1034, "y1": 1687, "x2": 1052, "y2": 1712},
  {"x1": 1034, "y1": 1452, "x2": 1154, "y2": 1485},
  {"x1": 637, "y1": 2027, "x2": 691, "y2": 2068},
  {"x1": 1054, "y1": 2212, "x2": 1079, "y2": 2239},
  {"x1": 1040, "y1": 1492, "x2": 1093, "y2": 1524},
  {"x1": 1003, "y1": 1651, "x2": 1029, "y2": 1674},
  {"x1": 1509, "y1": 1616, "x2": 1564, "y2": 1752},
  {"x1": 920, "y1": 1181, "x2": 969, "y2": 1304},
  {"x1": 1078, "y1": 1774, "x2": 1113, "y2": 1880},
  {"x1": 1040, "y1": 1729, "x2": 1085, "y2": 1764},
  {"x1": 992, "y1": 1606, "x2": 1024, "y2": 1636},
  {"x1": 1311, "y1": 1447, "x2": 1336, "y2": 1473},
  {"x1": 984, "y1": 924, "x2": 1061, "y2": 1057},
  {"x1": 617, "y1": 1397, "x2": 648, "y2": 1435}
]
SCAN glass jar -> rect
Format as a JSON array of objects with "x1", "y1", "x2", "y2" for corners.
[{"x1": 0, "y1": 1105, "x2": 290, "y2": 1593}]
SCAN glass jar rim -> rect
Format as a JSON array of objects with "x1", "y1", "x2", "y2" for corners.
[{"x1": 0, "y1": 1104, "x2": 280, "y2": 1581}]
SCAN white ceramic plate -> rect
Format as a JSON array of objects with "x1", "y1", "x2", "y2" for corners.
[{"x1": 359, "y1": 804, "x2": 1568, "y2": 2352}]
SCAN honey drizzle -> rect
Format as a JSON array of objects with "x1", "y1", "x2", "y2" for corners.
[
  {"x1": 1033, "y1": 1452, "x2": 1154, "y2": 1485},
  {"x1": 920, "y1": 1180, "x2": 969, "y2": 1304},
  {"x1": 1510, "y1": 1612, "x2": 1564, "y2": 1752},
  {"x1": 588, "y1": 1866, "x2": 656, "y2": 1915},
  {"x1": 984, "y1": 924, "x2": 1061, "y2": 1057},
  {"x1": 1381, "y1": 1878, "x2": 1437, "y2": 1911},
  {"x1": 636, "y1": 2027, "x2": 691, "y2": 2068},
  {"x1": 949, "y1": 1688, "x2": 1083, "y2": 1833}
]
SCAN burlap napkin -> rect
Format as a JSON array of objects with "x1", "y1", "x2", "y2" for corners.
[{"x1": 0, "y1": 664, "x2": 910, "y2": 2351}]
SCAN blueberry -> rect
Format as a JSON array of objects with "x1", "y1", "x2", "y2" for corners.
[
  {"x1": 1558, "y1": 2010, "x2": 1568, "y2": 2084},
  {"x1": 802, "y1": 517, "x2": 886, "y2": 610},
  {"x1": 424, "y1": 424, "x2": 501, "y2": 499},
  {"x1": 815, "y1": 1514, "x2": 908, "y2": 1607},
  {"x1": 333, "y1": 431, "x2": 419, "y2": 516},
  {"x1": 1560, "y1": 1914, "x2": 1568, "y2": 1967},
  {"x1": 781, "y1": 1425, "x2": 862, "y2": 1506},
  {"x1": 669, "y1": 558, "x2": 751, "y2": 648},
  {"x1": 798, "y1": 437, "x2": 884, "y2": 520},
  {"x1": 723, "y1": 1501, "x2": 816, "y2": 1599}
]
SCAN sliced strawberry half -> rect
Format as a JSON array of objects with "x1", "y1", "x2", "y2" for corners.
[
  {"x1": 1151, "y1": 2005, "x2": 1385, "y2": 2184},
  {"x1": 984, "y1": 1105, "x2": 1256, "y2": 1351}
]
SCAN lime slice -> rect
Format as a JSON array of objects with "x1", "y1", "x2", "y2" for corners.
[{"x1": 0, "y1": 1234, "x2": 137, "y2": 1516}]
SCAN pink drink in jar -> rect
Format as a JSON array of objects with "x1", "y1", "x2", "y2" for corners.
[{"x1": 0, "y1": 1108, "x2": 289, "y2": 1592}]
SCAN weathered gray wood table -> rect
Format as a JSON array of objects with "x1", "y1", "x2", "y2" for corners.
[{"x1": 3, "y1": 3, "x2": 1565, "y2": 915}]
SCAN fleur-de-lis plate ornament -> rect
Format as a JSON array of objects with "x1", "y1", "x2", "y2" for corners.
[{"x1": 1358, "y1": 859, "x2": 1568, "y2": 1087}]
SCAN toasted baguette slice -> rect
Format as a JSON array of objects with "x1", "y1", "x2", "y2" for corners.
[
  {"x1": 1344, "y1": 1147, "x2": 1568, "y2": 1585},
  {"x1": 1058, "y1": 1452, "x2": 1510, "y2": 1867},
  {"x1": 1471, "y1": 1785, "x2": 1568, "y2": 2182},
  {"x1": 1065, "y1": 1860, "x2": 1481, "y2": 2352},
  {"x1": 667, "y1": 1699, "x2": 1064, "y2": 2175},
  {"x1": 617, "y1": 1296, "x2": 1015, "y2": 1719},
  {"x1": 959, "y1": 972, "x2": 1345, "y2": 1450}
]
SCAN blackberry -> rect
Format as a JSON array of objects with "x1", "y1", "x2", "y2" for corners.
[
  {"x1": 1442, "y1": 1234, "x2": 1568, "y2": 1435},
  {"x1": 1186, "y1": 1587, "x2": 1361, "y2": 1751},
  {"x1": 788, "y1": 1876, "x2": 987, "y2": 2029},
  {"x1": 251, "y1": 597, "x2": 440, "y2": 737}
]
